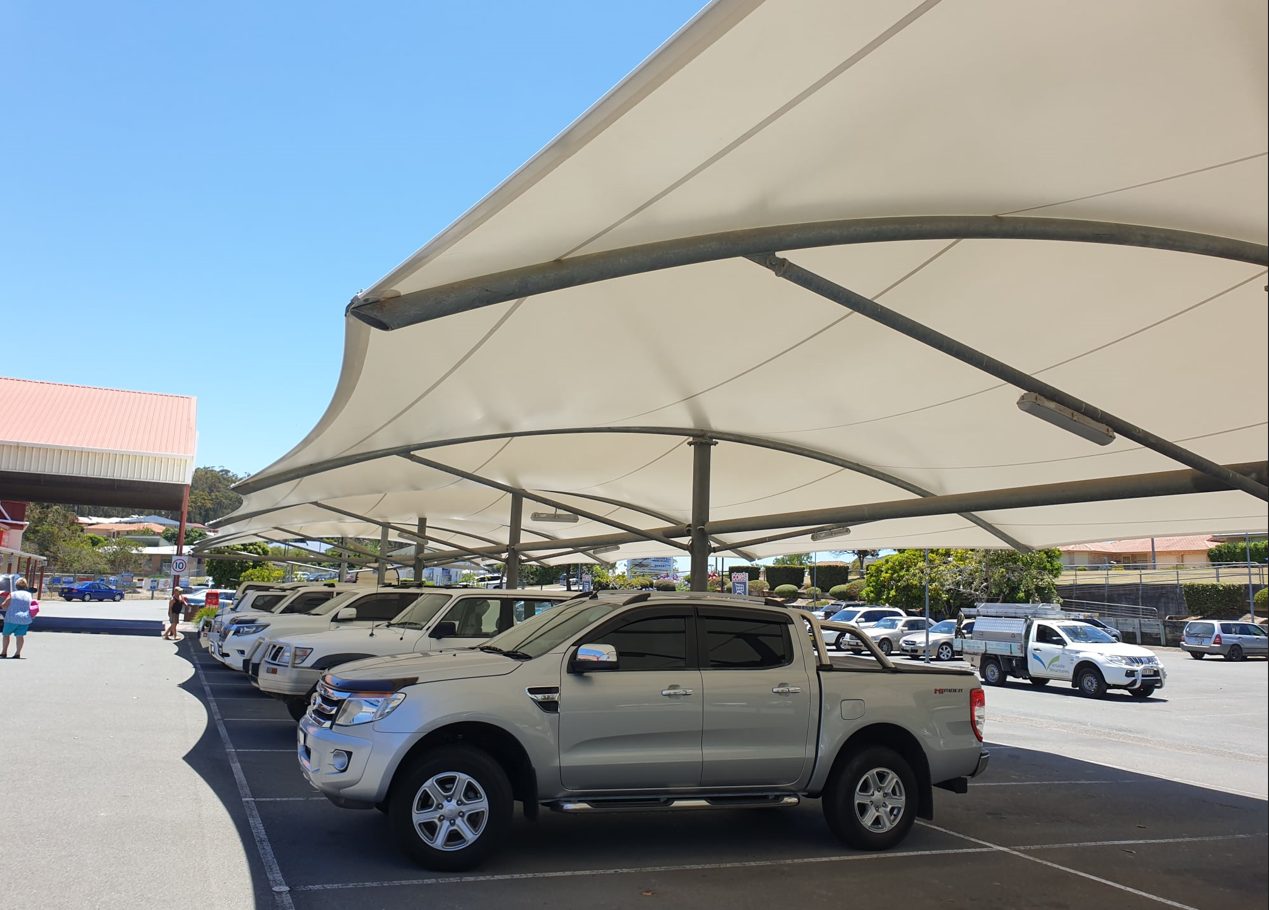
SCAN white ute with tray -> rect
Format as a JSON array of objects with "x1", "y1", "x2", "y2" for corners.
[{"x1": 955, "y1": 603, "x2": 1166, "y2": 698}]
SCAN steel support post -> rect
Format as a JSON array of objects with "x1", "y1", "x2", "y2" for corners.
[
  {"x1": 689, "y1": 439, "x2": 716, "y2": 591},
  {"x1": 414, "y1": 518, "x2": 427, "y2": 583},
  {"x1": 506, "y1": 495, "x2": 523, "y2": 589},
  {"x1": 377, "y1": 525, "x2": 389, "y2": 586},
  {"x1": 339, "y1": 536, "x2": 348, "y2": 583}
]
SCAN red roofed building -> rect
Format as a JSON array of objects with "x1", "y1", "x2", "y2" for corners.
[
  {"x1": 0, "y1": 376, "x2": 197, "y2": 511},
  {"x1": 1061, "y1": 535, "x2": 1217, "y2": 568}
]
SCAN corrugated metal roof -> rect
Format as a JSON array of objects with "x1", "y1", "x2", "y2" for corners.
[
  {"x1": 1063, "y1": 536, "x2": 1217, "y2": 554},
  {"x1": 0, "y1": 377, "x2": 196, "y2": 457}
]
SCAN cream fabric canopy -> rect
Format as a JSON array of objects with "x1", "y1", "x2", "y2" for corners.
[{"x1": 209, "y1": 0, "x2": 1268, "y2": 566}]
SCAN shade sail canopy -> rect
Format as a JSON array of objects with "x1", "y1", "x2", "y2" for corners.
[{"x1": 211, "y1": 0, "x2": 1268, "y2": 562}]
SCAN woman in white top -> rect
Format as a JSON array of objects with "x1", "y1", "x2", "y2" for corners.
[{"x1": 1, "y1": 576, "x2": 34, "y2": 659}]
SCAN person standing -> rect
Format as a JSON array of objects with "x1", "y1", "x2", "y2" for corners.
[
  {"x1": 1, "y1": 577, "x2": 34, "y2": 659},
  {"x1": 165, "y1": 587, "x2": 188, "y2": 641}
]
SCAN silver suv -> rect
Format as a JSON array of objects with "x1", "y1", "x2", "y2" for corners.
[{"x1": 1181, "y1": 620, "x2": 1267, "y2": 661}]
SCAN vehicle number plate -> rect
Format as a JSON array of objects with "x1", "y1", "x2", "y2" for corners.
[{"x1": 1142, "y1": 669, "x2": 1157, "y2": 676}]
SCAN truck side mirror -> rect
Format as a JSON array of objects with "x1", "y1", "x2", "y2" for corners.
[
  {"x1": 334, "y1": 607, "x2": 358, "y2": 622},
  {"x1": 569, "y1": 643, "x2": 619, "y2": 673},
  {"x1": 430, "y1": 620, "x2": 457, "y2": 640}
]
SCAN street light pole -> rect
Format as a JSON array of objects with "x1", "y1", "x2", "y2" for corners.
[{"x1": 923, "y1": 548, "x2": 931, "y2": 665}]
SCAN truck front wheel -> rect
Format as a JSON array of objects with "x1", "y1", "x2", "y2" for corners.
[
  {"x1": 980, "y1": 658, "x2": 1005, "y2": 686},
  {"x1": 388, "y1": 745, "x2": 513, "y2": 871},
  {"x1": 284, "y1": 694, "x2": 311, "y2": 722},
  {"x1": 823, "y1": 745, "x2": 918, "y2": 851},
  {"x1": 1076, "y1": 666, "x2": 1107, "y2": 698}
]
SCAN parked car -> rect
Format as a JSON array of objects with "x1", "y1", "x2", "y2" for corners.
[
  {"x1": 186, "y1": 588, "x2": 236, "y2": 609},
  {"x1": 60, "y1": 581, "x2": 125, "y2": 602},
  {"x1": 956, "y1": 603, "x2": 1165, "y2": 698},
  {"x1": 211, "y1": 584, "x2": 366, "y2": 670},
  {"x1": 855, "y1": 615, "x2": 932, "y2": 656},
  {"x1": 1079, "y1": 616, "x2": 1122, "y2": 642},
  {"x1": 826, "y1": 605, "x2": 907, "y2": 650},
  {"x1": 298, "y1": 591, "x2": 989, "y2": 871},
  {"x1": 258, "y1": 589, "x2": 574, "y2": 719},
  {"x1": 900, "y1": 619, "x2": 975, "y2": 661},
  {"x1": 1180, "y1": 620, "x2": 1268, "y2": 661}
]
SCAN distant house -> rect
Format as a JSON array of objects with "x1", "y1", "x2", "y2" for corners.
[{"x1": 1060, "y1": 536, "x2": 1217, "y2": 568}]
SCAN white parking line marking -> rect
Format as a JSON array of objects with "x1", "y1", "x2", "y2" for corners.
[
  {"x1": 291, "y1": 847, "x2": 997, "y2": 891},
  {"x1": 220, "y1": 717, "x2": 298, "y2": 723},
  {"x1": 973, "y1": 779, "x2": 1135, "y2": 786},
  {"x1": 1018, "y1": 832, "x2": 1269, "y2": 851},
  {"x1": 246, "y1": 797, "x2": 328, "y2": 802},
  {"x1": 192, "y1": 652, "x2": 297, "y2": 910},
  {"x1": 920, "y1": 822, "x2": 1200, "y2": 910}
]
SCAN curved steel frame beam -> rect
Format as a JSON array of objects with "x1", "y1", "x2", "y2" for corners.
[
  {"x1": 228, "y1": 426, "x2": 1025, "y2": 549},
  {"x1": 410, "y1": 460, "x2": 1268, "y2": 563},
  {"x1": 540, "y1": 488, "x2": 758, "y2": 562},
  {"x1": 748, "y1": 253, "x2": 1269, "y2": 502},
  {"x1": 348, "y1": 215, "x2": 1267, "y2": 330},
  {"x1": 399, "y1": 452, "x2": 692, "y2": 551}
]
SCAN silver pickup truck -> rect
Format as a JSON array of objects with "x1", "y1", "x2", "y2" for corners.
[{"x1": 297, "y1": 591, "x2": 989, "y2": 870}]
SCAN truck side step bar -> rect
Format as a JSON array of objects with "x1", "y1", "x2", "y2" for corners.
[{"x1": 549, "y1": 795, "x2": 800, "y2": 813}]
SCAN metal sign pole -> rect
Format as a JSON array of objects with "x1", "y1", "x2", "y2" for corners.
[{"x1": 923, "y1": 548, "x2": 931, "y2": 664}]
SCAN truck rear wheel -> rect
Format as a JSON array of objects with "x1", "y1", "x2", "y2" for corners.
[
  {"x1": 388, "y1": 745, "x2": 513, "y2": 871},
  {"x1": 823, "y1": 745, "x2": 917, "y2": 851},
  {"x1": 980, "y1": 658, "x2": 1005, "y2": 686}
]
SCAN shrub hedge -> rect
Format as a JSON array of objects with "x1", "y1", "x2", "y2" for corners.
[
  {"x1": 765, "y1": 566, "x2": 805, "y2": 589},
  {"x1": 1182, "y1": 583, "x2": 1254, "y2": 617},
  {"x1": 1255, "y1": 587, "x2": 1267, "y2": 608},
  {"x1": 773, "y1": 584, "x2": 800, "y2": 598},
  {"x1": 808, "y1": 564, "x2": 850, "y2": 591},
  {"x1": 653, "y1": 579, "x2": 677, "y2": 591}
]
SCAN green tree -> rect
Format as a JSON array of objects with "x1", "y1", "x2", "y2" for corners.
[
  {"x1": 100, "y1": 539, "x2": 144, "y2": 574},
  {"x1": 240, "y1": 564, "x2": 285, "y2": 583},
  {"x1": 772, "y1": 554, "x2": 812, "y2": 567},
  {"x1": 1208, "y1": 539, "x2": 1268, "y2": 564},
  {"x1": 205, "y1": 542, "x2": 271, "y2": 588},
  {"x1": 862, "y1": 548, "x2": 1063, "y2": 617},
  {"x1": 22, "y1": 503, "x2": 84, "y2": 557},
  {"x1": 57, "y1": 541, "x2": 109, "y2": 574},
  {"x1": 161, "y1": 527, "x2": 209, "y2": 546},
  {"x1": 186, "y1": 467, "x2": 246, "y2": 524}
]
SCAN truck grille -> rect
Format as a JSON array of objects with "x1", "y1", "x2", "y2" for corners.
[
  {"x1": 1122, "y1": 656, "x2": 1157, "y2": 666},
  {"x1": 309, "y1": 679, "x2": 348, "y2": 728},
  {"x1": 265, "y1": 643, "x2": 286, "y2": 664}
]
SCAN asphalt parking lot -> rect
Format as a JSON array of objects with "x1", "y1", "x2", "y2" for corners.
[{"x1": 5, "y1": 629, "x2": 1266, "y2": 910}]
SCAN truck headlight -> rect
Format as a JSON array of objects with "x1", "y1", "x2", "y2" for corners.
[
  {"x1": 292, "y1": 647, "x2": 314, "y2": 666},
  {"x1": 230, "y1": 622, "x2": 269, "y2": 636},
  {"x1": 1103, "y1": 654, "x2": 1132, "y2": 666},
  {"x1": 334, "y1": 692, "x2": 407, "y2": 726}
]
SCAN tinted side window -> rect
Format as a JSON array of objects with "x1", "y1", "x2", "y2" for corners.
[
  {"x1": 1035, "y1": 624, "x2": 1064, "y2": 645},
  {"x1": 861, "y1": 610, "x2": 891, "y2": 623},
  {"x1": 594, "y1": 615, "x2": 687, "y2": 671},
  {"x1": 512, "y1": 599, "x2": 563, "y2": 622},
  {"x1": 703, "y1": 616, "x2": 792, "y2": 669},
  {"x1": 349, "y1": 593, "x2": 413, "y2": 622},
  {"x1": 283, "y1": 592, "x2": 335, "y2": 614},
  {"x1": 440, "y1": 598, "x2": 502, "y2": 638}
]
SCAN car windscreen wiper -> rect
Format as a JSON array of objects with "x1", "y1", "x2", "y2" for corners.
[
  {"x1": 479, "y1": 645, "x2": 531, "y2": 660},
  {"x1": 387, "y1": 621, "x2": 424, "y2": 630}
]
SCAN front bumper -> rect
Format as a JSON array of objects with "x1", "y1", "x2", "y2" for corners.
[
  {"x1": 259, "y1": 662, "x2": 321, "y2": 697},
  {"x1": 220, "y1": 631, "x2": 267, "y2": 673},
  {"x1": 1102, "y1": 663, "x2": 1167, "y2": 689},
  {"x1": 297, "y1": 715, "x2": 410, "y2": 807}
]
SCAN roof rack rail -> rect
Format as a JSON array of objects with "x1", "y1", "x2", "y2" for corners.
[{"x1": 622, "y1": 592, "x2": 652, "y2": 605}]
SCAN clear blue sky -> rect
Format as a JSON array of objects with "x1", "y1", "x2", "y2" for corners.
[{"x1": 2, "y1": 0, "x2": 705, "y2": 475}]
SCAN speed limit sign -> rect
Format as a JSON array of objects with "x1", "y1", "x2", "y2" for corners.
[{"x1": 171, "y1": 556, "x2": 189, "y2": 575}]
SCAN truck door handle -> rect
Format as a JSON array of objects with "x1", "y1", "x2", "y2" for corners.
[
  {"x1": 771, "y1": 685, "x2": 801, "y2": 695},
  {"x1": 661, "y1": 687, "x2": 694, "y2": 697},
  {"x1": 1031, "y1": 648, "x2": 1042, "y2": 653}
]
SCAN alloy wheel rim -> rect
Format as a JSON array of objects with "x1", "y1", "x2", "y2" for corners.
[
  {"x1": 853, "y1": 767, "x2": 906, "y2": 833},
  {"x1": 411, "y1": 771, "x2": 490, "y2": 851}
]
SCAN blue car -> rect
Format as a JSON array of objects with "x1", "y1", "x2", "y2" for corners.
[{"x1": 60, "y1": 581, "x2": 125, "y2": 602}]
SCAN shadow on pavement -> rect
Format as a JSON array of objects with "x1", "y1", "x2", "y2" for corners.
[{"x1": 172, "y1": 638, "x2": 1269, "y2": 910}]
